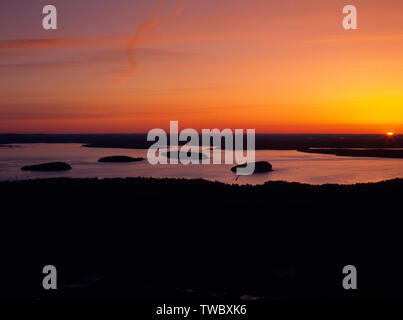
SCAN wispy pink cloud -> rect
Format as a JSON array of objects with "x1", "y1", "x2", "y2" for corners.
[
  {"x1": 117, "y1": 12, "x2": 160, "y2": 84},
  {"x1": 117, "y1": 0, "x2": 188, "y2": 84}
]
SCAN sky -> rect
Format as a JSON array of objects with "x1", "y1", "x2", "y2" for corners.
[{"x1": 0, "y1": 0, "x2": 403, "y2": 133}]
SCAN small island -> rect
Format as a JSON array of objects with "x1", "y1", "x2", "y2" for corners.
[
  {"x1": 0, "y1": 144, "x2": 20, "y2": 148},
  {"x1": 231, "y1": 161, "x2": 273, "y2": 174},
  {"x1": 98, "y1": 156, "x2": 144, "y2": 163},
  {"x1": 162, "y1": 151, "x2": 208, "y2": 161},
  {"x1": 21, "y1": 162, "x2": 72, "y2": 172}
]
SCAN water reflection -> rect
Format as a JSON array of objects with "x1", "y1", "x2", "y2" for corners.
[{"x1": 0, "y1": 143, "x2": 403, "y2": 185}]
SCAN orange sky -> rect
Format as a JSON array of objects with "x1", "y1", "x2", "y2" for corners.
[{"x1": 0, "y1": 0, "x2": 403, "y2": 133}]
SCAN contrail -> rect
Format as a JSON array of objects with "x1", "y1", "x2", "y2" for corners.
[
  {"x1": 117, "y1": 14, "x2": 159, "y2": 84},
  {"x1": 171, "y1": 0, "x2": 187, "y2": 18},
  {"x1": 117, "y1": 0, "x2": 187, "y2": 84}
]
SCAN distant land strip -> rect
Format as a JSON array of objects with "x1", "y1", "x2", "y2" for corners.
[
  {"x1": 298, "y1": 148, "x2": 403, "y2": 159},
  {"x1": 1, "y1": 134, "x2": 403, "y2": 151}
]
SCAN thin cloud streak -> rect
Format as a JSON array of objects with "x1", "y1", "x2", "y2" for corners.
[
  {"x1": 117, "y1": 0, "x2": 187, "y2": 84},
  {"x1": 0, "y1": 38, "x2": 131, "y2": 51},
  {"x1": 117, "y1": 12, "x2": 160, "y2": 84}
]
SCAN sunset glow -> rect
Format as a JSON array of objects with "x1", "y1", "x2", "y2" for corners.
[{"x1": 1, "y1": 0, "x2": 403, "y2": 133}]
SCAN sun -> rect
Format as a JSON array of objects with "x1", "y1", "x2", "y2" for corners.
[{"x1": 386, "y1": 132, "x2": 394, "y2": 136}]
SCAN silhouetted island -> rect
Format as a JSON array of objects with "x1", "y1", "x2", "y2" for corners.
[
  {"x1": 21, "y1": 162, "x2": 72, "y2": 172},
  {"x1": 0, "y1": 144, "x2": 20, "y2": 148},
  {"x1": 231, "y1": 161, "x2": 273, "y2": 173},
  {"x1": 98, "y1": 156, "x2": 144, "y2": 163},
  {"x1": 162, "y1": 151, "x2": 208, "y2": 161}
]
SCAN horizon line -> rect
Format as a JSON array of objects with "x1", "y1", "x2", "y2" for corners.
[{"x1": 0, "y1": 132, "x2": 400, "y2": 136}]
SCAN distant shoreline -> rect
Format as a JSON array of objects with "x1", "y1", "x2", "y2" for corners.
[
  {"x1": 3, "y1": 133, "x2": 403, "y2": 159},
  {"x1": 298, "y1": 148, "x2": 403, "y2": 159},
  {"x1": 1, "y1": 133, "x2": 402, "y2": 151}
]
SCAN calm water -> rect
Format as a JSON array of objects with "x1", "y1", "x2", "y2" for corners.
[{"x1": 1, "y1": 143, "x2": 403, "y2": 185}]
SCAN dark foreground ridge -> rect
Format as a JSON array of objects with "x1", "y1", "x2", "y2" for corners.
[
  {"x1": 21, "y1": 162, "x2": 72, "y2": 172},
  {"x1": 98, "y1": 156, "x2": 144, "y2": 163},
  {"x1": 1, "y1": 177, "x2": 403, "y2": 300}
]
